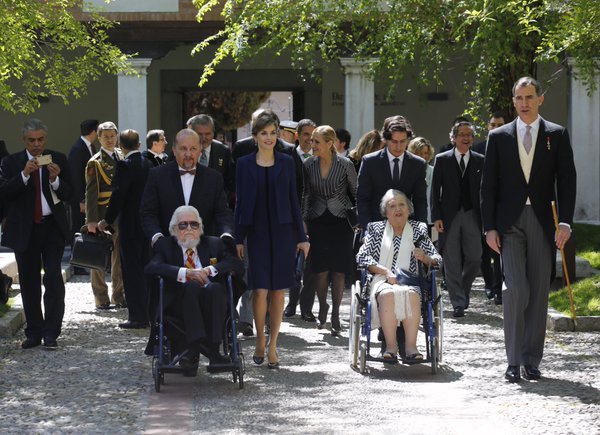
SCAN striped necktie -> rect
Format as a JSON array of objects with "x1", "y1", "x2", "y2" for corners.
[{"x1": 185, "y1": 249, "x2": 195, "y2": 269}]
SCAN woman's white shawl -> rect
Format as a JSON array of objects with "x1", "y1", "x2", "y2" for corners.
[{"x1": 370, "y1": 220, "x2": 417, "y2": 330}]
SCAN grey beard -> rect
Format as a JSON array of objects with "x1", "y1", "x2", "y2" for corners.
[{"x1": 177, "y1": 236, "x2": 200, "y2": 250}]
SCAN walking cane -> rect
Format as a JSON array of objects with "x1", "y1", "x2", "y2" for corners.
[{"x1": 551, "y1": 201, "x2": 577, "y2": 328}]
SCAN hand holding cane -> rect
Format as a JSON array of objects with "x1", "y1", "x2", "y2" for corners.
[{"x1": 551, "y1": 201, "x2": 577, "y2": 327}]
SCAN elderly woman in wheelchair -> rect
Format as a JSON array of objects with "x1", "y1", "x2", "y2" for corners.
[{"x1": 356, "y1": 189, "x2": 441, "y2": 364}]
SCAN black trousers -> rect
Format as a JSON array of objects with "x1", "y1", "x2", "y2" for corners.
[
  {"x1": 287, "y1": 255, "x2": 316, "y2": 315},
  {"x1": 181, "y1": 281, "x2": 227, "y2": 346},
  {"x1": 15, "y1": 217, "x2": 65, "y2": 341},
  {"x1": 119, "y1": 235, "x2": 149, "y2": 323}
]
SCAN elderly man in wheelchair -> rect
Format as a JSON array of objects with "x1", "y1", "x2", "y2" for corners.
[
  {"x1": 145, "y1": 205, "x2": 244, "y2": 376},
  {"x1": 356, "y1": 189, "x2": 442, "y2": 364}
]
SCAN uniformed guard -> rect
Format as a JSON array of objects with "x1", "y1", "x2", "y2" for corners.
[{"x1": 85, "y1": 121, "x2": 125, "y2": 309}]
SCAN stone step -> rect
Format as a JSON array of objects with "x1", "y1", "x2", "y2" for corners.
[{"x1": 555, "y1": 252, "x2": 593, "y2": 279}]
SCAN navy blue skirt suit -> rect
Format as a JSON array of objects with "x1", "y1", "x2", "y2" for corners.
[{"x1": 235, "y1": 150, "x2": 307, "y2": 290}]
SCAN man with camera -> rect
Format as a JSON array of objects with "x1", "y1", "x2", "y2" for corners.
[{"x1": 0, "y1": 119, "x2": 73, "y2": 349}]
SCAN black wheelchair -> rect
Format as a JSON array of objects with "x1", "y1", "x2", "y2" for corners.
[
  {"x1": 349, "y1": 263, "x2": 443, "y2": 374},
  {"x1": 151, "y1": 275, "x2": 245, "y2": 391}
]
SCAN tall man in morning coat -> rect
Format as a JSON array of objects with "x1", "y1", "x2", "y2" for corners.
[
  {"x1": 0, "y1": 119, "x2": 73, "y2": 349},
  {"x1": 431, "y1": 121, "x2": 484, "y2": 318},
  {"x1": 357, "y1": 115, "x2": 428, "y2": 227},
  {"x1": 481, "y1": 76, "x2": 576, "y2": 383}
]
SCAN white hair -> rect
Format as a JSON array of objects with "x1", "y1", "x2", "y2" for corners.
[{"x1": 169, "y1": 205, "x2": 204, "y2": 236}]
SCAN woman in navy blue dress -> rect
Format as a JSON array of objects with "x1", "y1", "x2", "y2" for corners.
[{"x1": 235, "y1": 110, "x2": 310, "y2": 369}]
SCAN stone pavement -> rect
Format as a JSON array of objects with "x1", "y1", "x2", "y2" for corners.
[{"x1": 0, "y1": 274, "x2": 598, "y2": 434}]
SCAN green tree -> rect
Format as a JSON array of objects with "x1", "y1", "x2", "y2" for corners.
[
  {"x1": 192, "y1": 0, "x2": 599, "y2": 125},
  {"x1": 0, "y1": 0, "x2": 133, "y2": 114}
]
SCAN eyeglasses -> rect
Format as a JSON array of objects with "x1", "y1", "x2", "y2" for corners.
[{"x1": 177, "y1": 221, "x2": 200, "y2": 230}]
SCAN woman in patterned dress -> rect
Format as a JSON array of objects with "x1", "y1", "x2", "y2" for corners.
[{"x1": 356, "y1": 189, "x2": 441, "y2": 363}]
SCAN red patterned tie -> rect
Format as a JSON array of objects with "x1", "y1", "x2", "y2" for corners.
[
  {"x1": 185, "y1": 249, "x2": 195, "y2": 269},
  {"x1": 32, "y1": 169, "x2": 42, "y2": 224}
]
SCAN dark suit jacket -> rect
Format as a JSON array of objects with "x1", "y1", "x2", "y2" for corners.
[
  {"x1": 145, "y1": 235, "x2": 244, "y2": 297},
  {"x1": 142, "y1": 150, "x2": 164, "y2": 167},
  {"x1": 431, "y1": 148, "x2": 484, "y2": 247},
  {"x1": 480, "y1": 117, "x2": 577, "y2": 243},
  {"x1": 234, "y1": 150, "x2": 307, "y2": 244},
  {"x1": 232, "y1": 136, "x2": 304, "y2": 202},
  {"x1": 141, "y1": 161, "x2": 234, "y2": 239},
  {"x1": 67, "y1": 138, "x2": 93, "y2": 207},
  {"x1": 357, "y1": 148, "x2": 428, "y2": 227},
  {"x1": 0, "y1": 150, "x2": 73, "y2": 251},
  {"x1": 0, "y1": 140, "x2": 9, "y2": 160},
  {"x1": 472, "y1": 140, "x2": 487, "y2": 155},
  {"x1": 208, "y1": 140, "x2": 234, "y2": 193},
  {"x1": 104, "y1": 151, "x2": 154, "y2": 240}
]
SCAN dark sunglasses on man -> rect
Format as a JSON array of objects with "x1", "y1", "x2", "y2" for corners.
[{"x1": 177, "y1": 221, "x2": 200, "y2": 230}]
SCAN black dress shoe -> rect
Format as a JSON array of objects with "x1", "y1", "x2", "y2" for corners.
[
  {"x1": 505, "y1": 365, "x2": 521, "y2": 383},
  {"x1": 484, "y1": 288, "x2": 494, "y2": 299},
  {"x1": 301, "y1": 313, "x2": 316, "y2": 322},
  {"x1": 21, "y1": 338, "x2": 41, "y2": 349},
  {"x1": 239, "y1": 322, "x2": 254, "y2": 337},
  {"x1": 453, "y1": 306, "x2": 465, "y2": 318},
  {"x1": 96, "y1": 302, "x2": 111, "y2": 310},
  {"x1": 43, "y1": 338, "x2": 58, "y2": 348},
  {"x1": 209, "y1": 352, "x2": 230, "y2": 366},
  {"x1": 522, "y1": 365, "x2": 541, "y2": 380},
  {"x1": 118, "y1": 320, "x2": 148, "y2": 329},
  {"x1": 180, "y1": 356, "x2": 199, "y2": 377},
  {"x1": 284, "y1": 305, "x2": 296, "y2": 317},
  {"x1": 494, "y1": 294, "x2": 503, "y2": 305}
]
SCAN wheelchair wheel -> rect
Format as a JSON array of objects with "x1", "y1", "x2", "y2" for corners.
[
  {"x1": 430, "y1": 335, "x2": 439, "y2": 374},
  {"x1": 238, "y1": 357, "x2": 244, "y2": 390},
  {"x1": 359, "y1": 343, "x2": 367, "y2": 374},
  {"x1": 435, "y1": 291, "x2": 444, "y2": 362},
  {"x1": 152, "y1": 358, "x2": 161, "y2": 392},
  {"x1": 349, "y1": 287, "x2": 360, "y2": 368}
]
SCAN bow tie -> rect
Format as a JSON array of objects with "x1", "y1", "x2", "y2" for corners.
[{"x1": 179, "y1": 169, "x2": 196, "y2": 176}]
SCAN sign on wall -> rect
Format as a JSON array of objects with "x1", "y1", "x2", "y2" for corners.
[{"x1": 84, "y1": 0, "x2": 178, "y2": 13}]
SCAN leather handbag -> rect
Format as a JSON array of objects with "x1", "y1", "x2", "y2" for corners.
[
  {"x1": 295, "y1": 250, "x2": 305, "y2": 281},
  {"x1": 70, "y1": 230, "x2": 113, "y2": 273}
]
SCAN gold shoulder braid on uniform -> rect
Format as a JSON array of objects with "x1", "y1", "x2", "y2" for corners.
[{"x1": 93, "y1": 160, "x2": 112, "y2": 206}]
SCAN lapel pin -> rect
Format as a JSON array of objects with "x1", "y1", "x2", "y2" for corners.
[{"x1": 546, "y1": 137, "x2": 551, "y2": 150}]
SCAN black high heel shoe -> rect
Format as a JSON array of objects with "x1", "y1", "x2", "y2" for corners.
[
  {"x1": 331, "y1": 316, "x2": 341, "y2": 336},
  {"x1": 267, "y1": 351, "x2": 279, "y2": 369},
  {"x1": 317, "y1": 302, "x2": 330, "y2": 329}
]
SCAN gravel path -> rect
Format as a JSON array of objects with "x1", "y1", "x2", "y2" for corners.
[{"x1": 0, "y1": 275, "x2": 598, "y2": 434}]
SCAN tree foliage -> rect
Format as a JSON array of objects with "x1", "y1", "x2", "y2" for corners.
[
  {"x1": 192, "y1": 0, "x2": 599, "y2": 124},
  {"x1": 0, "y1": 0, "x2": 133, "y2": 114}
]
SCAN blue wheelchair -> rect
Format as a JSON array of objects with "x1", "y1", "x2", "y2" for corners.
[
  {"x1": 151, "y1": 275, "x2": 245, "y2": 391},
  {"x1": 349, "y1": 263, "x2": 443, "y2": 374}
]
